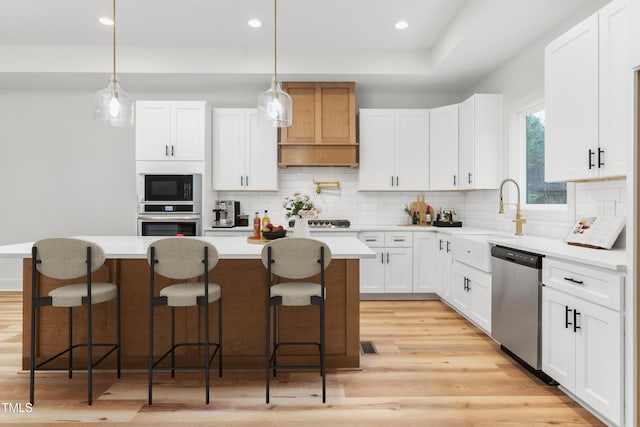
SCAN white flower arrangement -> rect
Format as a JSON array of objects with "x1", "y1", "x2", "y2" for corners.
[{"x1": 283, "y1": 192, "x2": 321, "y2": 219}]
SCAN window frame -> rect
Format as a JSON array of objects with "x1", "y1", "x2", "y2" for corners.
[{"x1": 508, "y1": 99, "x2": 575, "y2": 221}]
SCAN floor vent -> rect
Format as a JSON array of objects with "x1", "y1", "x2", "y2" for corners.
[{"x1": 360, "y1": 341, "x2": 378, "y2": 355}]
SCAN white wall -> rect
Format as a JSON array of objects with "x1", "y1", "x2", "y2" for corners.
[{"x1": 462, "y1": 0, "x2": 628, "y2": 244}]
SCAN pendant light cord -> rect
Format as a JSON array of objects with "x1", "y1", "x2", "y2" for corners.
[
  {"x1": 112, "y1": 0, "x2": 117, "y2": 83},
  {"x1": 273, "y1": 0, "x2": 277, "y2": 80}
]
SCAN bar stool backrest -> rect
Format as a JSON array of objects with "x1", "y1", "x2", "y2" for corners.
[
  {"x1": 261, "y1": 238, "x2": 332, "y2": 279},
  {"x1": 147, "y1": 238, "x2": 219, "y2": 280},
  {"x1": 33, "y1": 238, "x2": 105, "y2": 280}
]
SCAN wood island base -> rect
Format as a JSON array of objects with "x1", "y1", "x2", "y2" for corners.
[{"x1": 22, "y1": 258, "x2": 361, "y2": 370}]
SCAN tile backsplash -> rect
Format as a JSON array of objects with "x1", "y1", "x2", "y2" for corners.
[{"x1": 216, "y1": 169, "x2": 627, "y2": 248}]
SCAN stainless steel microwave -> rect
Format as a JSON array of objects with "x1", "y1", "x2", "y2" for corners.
[{"x1": 144, "y1": 174, "x2": 196, "y2": 202}]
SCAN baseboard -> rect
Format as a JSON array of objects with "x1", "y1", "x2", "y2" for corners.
[
  {"x1": 360, "y1": 293, "x2": 440, "y2": 301},
  {"x1": 0, "y1": 279, "x2": 21, "y2": 291}
]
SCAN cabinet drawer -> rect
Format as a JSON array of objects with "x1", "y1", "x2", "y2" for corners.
[
  {"x1": 542, "y1": 258, "x2": 623, "y2": 311},
  {"x1": 384, "y1": 232, "x2": 413, "y2": 247},
  {"x1": 359, "y1": 232, "x2": 385, "y2": 248}
]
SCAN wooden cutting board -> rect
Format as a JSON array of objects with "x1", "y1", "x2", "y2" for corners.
[{"x1": 409, "y1": 195, "x2": 434, "y2": 225}]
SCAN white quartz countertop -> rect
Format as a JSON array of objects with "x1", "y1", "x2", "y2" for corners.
[
  {"x1": 0, "y1": 235, "x2": 376, "y2": 260},
  {"x1": 486, "y1": 234, "x2": 626, "y2": 272}
]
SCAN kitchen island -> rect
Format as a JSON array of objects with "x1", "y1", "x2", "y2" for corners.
[{"x1": 0, "y1": 235, "x2": 375, "y2": 370}]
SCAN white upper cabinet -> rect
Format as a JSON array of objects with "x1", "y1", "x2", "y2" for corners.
[
  {"x1": 429, "y1": 104, "x2": 459, "y2": 190},
  {"x1": 358, "y1": 109, "x2": 430, "y2": 191},
  {"x1": 458, "y1": 94, "x2": 501, "y2": 190},
  {"x1": 631, "y1": 0, "x2": 640, "y2": 69},
  {"x1": 212, "y1": 108, "x2": 277, "y2": 191},
  {"x1": 136, "y1": 101, "x2": 206, "y2": 161},
  {"x1": 545, "y1": 0, "x2": 630, "y2": 182}
]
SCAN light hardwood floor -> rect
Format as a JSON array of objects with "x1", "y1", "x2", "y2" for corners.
[{"x1": 0, "y1": 292, "x2": 602, "y2": 425}]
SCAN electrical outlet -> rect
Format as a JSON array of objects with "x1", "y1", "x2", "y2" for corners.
[{"x1": 604, "y1": 200, "x2": 616, "y2": 216}]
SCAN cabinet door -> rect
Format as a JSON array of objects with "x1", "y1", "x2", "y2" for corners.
[
  {"x1": 598, "y1": 0, "x2": 631, "y2": 179},
  {"x1": 451, "y1": 264, "x2": 472, "y2": 314},
  {"x1": 574, "y1": 298, "x2": 622, "y2": 425},
  {"x1": 632, "y1": 0, "x2": 640, "y2": 69},
  {"x1": 212, "y1": 109, "x2": 246, "y2": 190},
  {"x1": 245, "y1": 110, "x2": 278, "y2": 191},
  {"x1": 435, "y1": 237, "x2": 453, "y2": 301},
  {"x1": 171, "y1": 102, "x2": 205, "y2": 161},
  {"x1": 359, "y1": 248, "x2": 385, "y2": 293},
  {"x1": 358, "y1": 109, "x2": 397, "y2": 190},
  {"x1": 395, "y1": 110, "x2": 430, "y2": 191},
  {"x1": 542, "y1": 286, "x2": 576, "y2": 389},
  {"x1": 458, "y1": 97, "x2": 475, "y2": 191},
  {"x1": 412, "y1": 233, "x2": 437, "y2": 293},
  {"x1": 136, "y1": 101, "x2": 171, "y2": 160},
  {"x1": 468, "y1": 268, "x2": 491, "y2": 333},
  {"x1": 458, "y1": 94, "x2": 501, "y2": 190},
  {"x1": 429, "y1": 104, "x2": 459, "y2": 190},
  {"x1": 385, "y1": 248, "x2": 413, "y2": 293},
  {"x1": 544, "y1": 15, "x2": 599, "y2": 182}
]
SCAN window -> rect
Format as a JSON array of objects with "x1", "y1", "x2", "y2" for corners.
[{"x1": 518, "y1": 104, "x2": 567, "y2": 210}]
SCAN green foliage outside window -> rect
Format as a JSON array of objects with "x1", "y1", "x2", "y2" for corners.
[{"x1": 526, "y1": 111, "x2": 566, "y2": 204}]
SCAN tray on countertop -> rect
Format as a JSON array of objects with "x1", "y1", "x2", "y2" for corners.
[{"x1": 433, "y1": 221, "x2": 463, "y2": 227}]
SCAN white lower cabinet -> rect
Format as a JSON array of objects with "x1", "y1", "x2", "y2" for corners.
[
  {"x1": 413, "y1": 232, "x2": 437, "y2": 293},
  {"x1": 434, "y1": 234, "x2": 453, "y2": 302},
  {"x1": 451, "y1": 261, "x2": 491, "y2": 333},
  {"x1": 542, "y1": 259, "x2": 623, "y2": 426},
  {"x1": 359, "y1": 231, "x2": 413, "y2": 294}
]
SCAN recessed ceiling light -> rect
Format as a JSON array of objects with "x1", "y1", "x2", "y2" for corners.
[
  {"x1": 395, "y1": 20, "x2": 409, "y2": 30},
  {"x1": 99, "y1": 17, "x2": 114, "y2": 26},
  {"x1": 248, "y1": 18, "x2": 262, "y2": 28}
]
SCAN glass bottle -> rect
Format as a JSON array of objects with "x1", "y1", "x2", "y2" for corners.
[
  {"x1": 262, "y1": 210, "x2": 270, "y2": 230},
  {"x1": 253, "y1": 212, "x2": 261, "y2": 238}
]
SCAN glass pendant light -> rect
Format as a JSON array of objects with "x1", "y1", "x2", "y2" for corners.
[
  {"x1": 94, "y1": 0, "x2": 134, "y2": 127},
  {"x1": 257, "y1": 0, "x2": 292, "y2": 127}
]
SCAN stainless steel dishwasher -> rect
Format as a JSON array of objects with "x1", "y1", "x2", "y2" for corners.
[{"x1": 491, "y1": 245, "x2": 554, "y2": 383}]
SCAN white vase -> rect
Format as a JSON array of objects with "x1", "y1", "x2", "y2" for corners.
[{"x1": 292, "y1": 215, "x2": 310, "y2": 238}]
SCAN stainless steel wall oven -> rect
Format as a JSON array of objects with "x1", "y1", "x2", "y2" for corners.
[{"x1": 137, "y1": 174, "x2": 202, "y2": 236}]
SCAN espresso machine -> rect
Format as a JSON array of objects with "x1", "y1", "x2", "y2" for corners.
[{"x1": 212, "y1": 200, "x2": 240, "y2": 228}]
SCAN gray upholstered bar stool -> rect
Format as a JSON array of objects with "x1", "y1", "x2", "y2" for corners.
[
  {"x1": 261, "y1": 237, "x2": 332, "y2": 403},
  {"x1": 30, "y1": 238, "x2": 120, "y2": 406},
  {"x1": 147, "y1": 238, "x2": 222, "y2": 405}
]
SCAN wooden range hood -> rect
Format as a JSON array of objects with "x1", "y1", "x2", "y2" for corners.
[{"x1": 279, "y1": 82, "x2": 358, "y2": 167}]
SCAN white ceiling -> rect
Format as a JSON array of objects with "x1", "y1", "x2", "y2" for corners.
[{"x1": 0, "y1": 0, "x2": 609, "y2": 92}]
